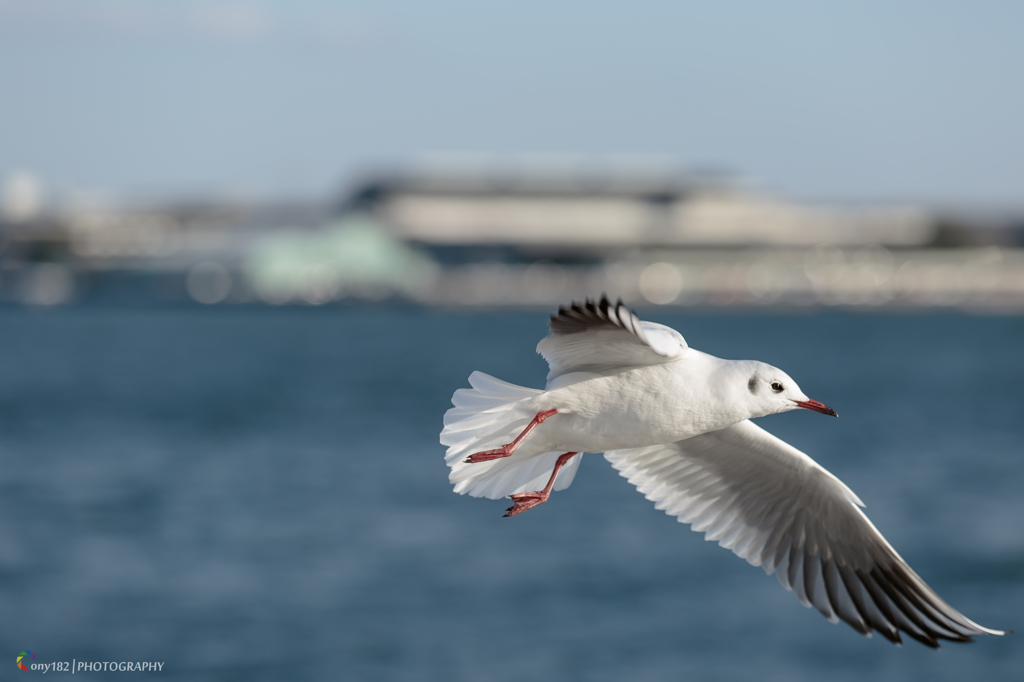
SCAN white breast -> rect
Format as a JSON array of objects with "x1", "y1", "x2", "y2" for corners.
[{"x1": 523, "y1": 353, "x2": 735, "y2": 454}]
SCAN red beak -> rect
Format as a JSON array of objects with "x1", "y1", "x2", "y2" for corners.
[{"x1": 794, "y1": 399, "x2": 838, "y2": 417}]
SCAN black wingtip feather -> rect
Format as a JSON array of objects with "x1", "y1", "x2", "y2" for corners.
[{"x1": 549, "y1": 295, "x2": 634, "y2": 336}]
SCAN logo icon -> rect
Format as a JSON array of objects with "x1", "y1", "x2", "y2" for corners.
[{"x1": 17, "y1": 651, "x2": 34, "y2": 671}]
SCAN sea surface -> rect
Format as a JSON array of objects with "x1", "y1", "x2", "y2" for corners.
[{"x1": 1, "y1": 306, "x2": 1022, "y2": 681}]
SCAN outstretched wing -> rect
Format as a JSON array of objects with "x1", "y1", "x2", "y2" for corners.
[
  {"x1": 537, "y1": 296, "x2": 687, "y2": 382},
  {"x1": 604, "y1": 420, "x2": 1005, "y2": 647}
]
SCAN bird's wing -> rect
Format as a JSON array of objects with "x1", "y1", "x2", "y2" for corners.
[
  {"x1": 604, "y1": 420, "x2": 1005, "y2": 647},
  {"x1": 537, "y1": 296, "x2": 686, "y2": 382}
]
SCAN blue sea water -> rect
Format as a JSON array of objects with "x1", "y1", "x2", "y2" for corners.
[{"x1": 0, "y1": 306, "x2": 1022, "y2": 680}]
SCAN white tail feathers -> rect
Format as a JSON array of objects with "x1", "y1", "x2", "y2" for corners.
[{"x1": 441, "y1": 371, "x2": 582, "y2": 500}]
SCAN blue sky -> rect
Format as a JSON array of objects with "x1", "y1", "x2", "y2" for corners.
[{"x1": 0, "y1": 0, "x2": 1021, "y2": 204}]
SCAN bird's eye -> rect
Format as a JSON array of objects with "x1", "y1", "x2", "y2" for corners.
[{"x1": 770, "y1": 382, "x2": 784, "y2": 393}]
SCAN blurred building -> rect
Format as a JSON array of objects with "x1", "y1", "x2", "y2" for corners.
[
  {"x1": 1, "y1": 166, "x2": 1023, "y2": 309},
  {"x1": 334, "y1": 169, "x2": 1024, "y2": 309},
  {"x1": 344, "y1": 171, "x2": 934, "y2": 258}
]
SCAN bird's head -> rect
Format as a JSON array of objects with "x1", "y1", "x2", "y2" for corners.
[{"x1": 740, "y1": 362, "x2": 837, "y2": 419}]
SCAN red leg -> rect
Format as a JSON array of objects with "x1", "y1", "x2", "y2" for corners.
[
  {"x1": 464, "y1": 409, "x2": 559, "y2": 464},
  {"x1": 503, "y1": 452, "x2": 578, "y2": 517}
]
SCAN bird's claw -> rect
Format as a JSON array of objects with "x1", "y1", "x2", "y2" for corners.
[
  {"x1": 503, "y1": 492, "x2": 549, "y2": 517},
  {"x1": 464, "y1": 446, "x2": 512, "y2": 463}
]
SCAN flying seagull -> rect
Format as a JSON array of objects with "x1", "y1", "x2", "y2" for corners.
[{"x1": 440, "y1": 296, "x2": 1006, "y2": 647}]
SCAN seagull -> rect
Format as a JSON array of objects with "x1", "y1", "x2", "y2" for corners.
[{"x1": 441, "y1": 296, "x2": 1006, "y2": 647}]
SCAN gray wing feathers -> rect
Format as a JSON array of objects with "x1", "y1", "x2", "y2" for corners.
[
  {"x1": 538, "y1": 296, "x2": 686, "y2": 382},
  {"x1": 604, "y1": 420, "x2": 1004, "y2": 647}
]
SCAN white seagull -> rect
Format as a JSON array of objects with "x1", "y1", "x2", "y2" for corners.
[{"x1": 441, "y1": 296, "x2": 1007, "y2": 647}]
